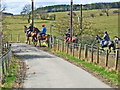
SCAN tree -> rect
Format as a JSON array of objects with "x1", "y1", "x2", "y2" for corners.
[
  {"x1": 101, "y1": 4, "x2": 111, "y2": 16},
  {"x1": 0, "y1": 4, "x2": 6, "y2": 13},
  {"x1": 20, "y1": 4, "x2": 31, "y2": 23}
]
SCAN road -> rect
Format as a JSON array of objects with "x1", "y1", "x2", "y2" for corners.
[{"x1": 12, "y1": 43, "x2": 111, "y2": 88}]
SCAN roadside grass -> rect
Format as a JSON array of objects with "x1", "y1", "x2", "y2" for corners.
[
  {"x1": 42, "y1": 47, "x2": 119, "y2": 87},
  {"x1": 2, "y1": 54, "x2": 20, "y2": 89}
]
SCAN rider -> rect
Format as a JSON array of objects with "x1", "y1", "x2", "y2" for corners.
[
  {"x1": 101, "y1": 31, "x2": 110, "y2": 47},
  {"x1": 26, "y1": 22, "x2": 33, "y2": 35},
  {"x1": 39, "y1": 24, "x2": 47, "y2": 38},
  {"x1": 65, "y1": 28, "x2": 71, "y2": 39}
]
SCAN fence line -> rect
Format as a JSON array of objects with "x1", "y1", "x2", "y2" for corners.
[
  {"x1": 6, "y1": 34, "x2": 119, "y2": 71},
  {"x1": 0, "y1": 42, "x2": 12, "y2": 85},
  {"x1": 49, "y1": 37, "x2": 119, "y2": 71}
]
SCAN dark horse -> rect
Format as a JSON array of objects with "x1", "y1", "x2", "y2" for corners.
[
  {"x1": 95, "y1": 35, "x2": 116, "y2": 52},
  {"x1": 24, "y1": 25, "x2": 40, "y2": 45},
  {"x1": 24, "y1": 25, "x2": 31, "y2": 44}
]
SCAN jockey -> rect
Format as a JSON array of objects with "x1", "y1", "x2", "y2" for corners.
[
  {"x1": 65, "y1": 28, "x2": 71, "y2": 39},
  {"x1": 26, "y1": 23, "x2": 33, "y2": 35},
  {"x1": 102, "y1": 31, "x2": 110, "y2": 47},
  {"x1": 39, "y1": 24, "x2": 47, "y2": 38},
  {"x1": 28, "y1": 22, "x2": 33, "y2": 32}
]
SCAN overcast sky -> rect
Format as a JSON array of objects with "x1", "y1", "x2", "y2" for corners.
[{"x1": 2, "y1": 0, "x2": 120, "y2": 14}]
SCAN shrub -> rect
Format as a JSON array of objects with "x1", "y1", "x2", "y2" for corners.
[
  {"x1": 113, "y1": 10, "x2": 120, "y2": 13},
  {"x1": 90, "y1": 14, "x2": 95, "y2": 18},
  {"x1": 99, "y1": 13, "x2": 104, "y2": 16}
]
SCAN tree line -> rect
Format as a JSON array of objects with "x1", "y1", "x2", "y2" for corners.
[{"x1": 35, "y1": 2, "x2": 120, "y2": 13}]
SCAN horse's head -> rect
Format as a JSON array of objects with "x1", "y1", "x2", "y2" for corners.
[
  {"x1": 95, "y1": 35, "x2": 99, "y2": 40},
  {"x1": 114, "y1": 36, "x2": 120, "y2": 44},
  {"x1": 95, "y1": 35, "x2": 103, "y2": 45}
]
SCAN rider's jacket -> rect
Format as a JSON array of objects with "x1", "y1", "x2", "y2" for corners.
[
  {"x1": 103, "y1": 34, "x2": 110, "y2": 41},
  {"x1": 41, "y1": 27, "x2": 47, "y2": 34},
  {"x1": 28, "y1": 25, "x2": 33, "y2": 32}
]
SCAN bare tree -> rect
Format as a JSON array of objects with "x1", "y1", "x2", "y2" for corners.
[
  {"x1": 21, "y1": 4, "x2": 31, "y2": 23},
  {"x1": 101, "y1": 4, "x2": 111, "y2": 16},
  {"x1": 0, "y1": 4, "x2": 6, "y2": 13}
]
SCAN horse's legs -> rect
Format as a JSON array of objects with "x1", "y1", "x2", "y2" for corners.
[
  {"x1": 26, "y1": 36, "x2": 30, "y2": 44},
  {"x1": 28, "y1": 37, "x2": 30, "y2": 44},
  {"x1": 108, "y1": 46, "x2": 111, "y2": 53},
  {"x1": 39, "y1": 39, "x2": 41, "y2": 47}
]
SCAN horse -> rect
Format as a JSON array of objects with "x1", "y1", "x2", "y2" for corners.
[
  {"x1": 95, "y1": 35, "x2": 116, "y2": 53},
  {"x1": 36, "y1": 33, "x2": 50, "y2": 47},
  {"x1": 24, "y1": 25, "x2": 32, "y2": 44},
  {"x1": 65, "y1": 35, "x2": 78, "y2": 48},
  {"x1": 28, "y1": 27, "x2": 40, "y2": 46},
  {"x1": 114, "y1": 36, "x2": 120, "y2": 49}
]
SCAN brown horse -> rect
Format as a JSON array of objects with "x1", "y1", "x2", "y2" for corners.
[
  {"x1": 65, "y1": 36, "x2": 78, "y2": 48},
  {"x1": 24, "y1": 26, "x2": 40, "y2": 45},
  {"x1": 37, "y1": 33, "x2": 50, "y2": 47}
]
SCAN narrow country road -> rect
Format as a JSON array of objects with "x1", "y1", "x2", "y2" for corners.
[{"x1": 12, "y1": 43, "x2": 111, "y2": 88}]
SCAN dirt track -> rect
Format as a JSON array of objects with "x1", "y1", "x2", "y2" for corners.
[{"x1": 12, "y1": 43, "x2": 112, "y2": 88}]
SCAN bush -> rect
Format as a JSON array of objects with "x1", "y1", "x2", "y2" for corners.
[
  {"x1": 99, "y1": 13, "x2": 104, "y2": 16},
  {"x1": 90, "y1": 14, "x2": 95, "y2": 18},
  {"x1": 113, "y1": 10, "x2": 120, "y2": 13},
  {"x1": 40, "y1": 13, "x2": 49, "y2": 20}
]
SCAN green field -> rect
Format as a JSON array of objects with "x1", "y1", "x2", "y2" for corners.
[{"x1": 3, "y1": 9, "x2": 118, "y2": 42}]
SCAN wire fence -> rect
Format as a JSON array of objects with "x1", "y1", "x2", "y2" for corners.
[
  {"x1": 48, "y1": 36, "x2": 120, "y2": 71},
  {"x1": 4, "y1": 34, "x2": 120, "y2": 71},
  {"x1": 0, "y1": 42, "x2": 12, "y2": 85}
]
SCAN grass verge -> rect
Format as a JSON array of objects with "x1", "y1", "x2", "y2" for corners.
[
  {"x1": 41, "y1": 47, "x2": 119, "y2": 88},
  {"x1": 2, "y1": 54, "x2": 21, "y2": 89}
]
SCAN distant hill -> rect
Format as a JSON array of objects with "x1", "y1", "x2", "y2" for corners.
[
  {"x1": 3, "y1": 12, "x2": 13, "y2": 15},
  {"x1": 35, "y1": 2, "x2": 120, "y2": 13}
]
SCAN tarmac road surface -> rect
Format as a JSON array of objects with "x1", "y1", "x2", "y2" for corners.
[{"x1": 12, "y1": 43, "x2": 112, "y2": 88}]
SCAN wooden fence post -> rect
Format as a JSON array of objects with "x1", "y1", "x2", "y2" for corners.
[
  {"x1": 10, "y1": 34, "x2": 12, "y2": 42},
  {"x1": 2, "y1": 60, "x2": 5, "y2": 75},
  {"x1": 72, "y1": 45, "x2": 75, "y2": 57},
  {"x1": 17, "y1": 34, "x2": 20, "y2": 42},
  {"x1": 58, "y1": 39, "x2": 59, "y2": 51},
  {"x1": 5, "y1": 60, "x2": 8, "y2": 74},
  {"x1": 97, "y1": 47, "x2": 99, "y2": 64},
  {"x1": 84, "y1": 44, "x2": 88, "y2": 59},
  {"x1": 54, "y1": 36, "x2": 56, "y2": 51},
  {"x1": 78, "y1": 44, "x2": 82, "y2": 59},
  {"x1": 66, "y1": 44, "x2": 69, "y2": 54},
  {"x1": 91, "y1": 46, "x2": 94, "y2": 62},
  {"x1": 115, "y1": 50, "x2": 119, "y2": 70},
  {"x1": 62, "y1": 41, "x2": 64, "y2": 52},
  {"x1": 7, "y1": 42, "x2": 9, "y2": 49},
  {"x1": 105, "y1": 50, "x2": 109, "y2": 67},
  {"x1": 60, "y1": 40, "x2": 62, "y2": 52}
]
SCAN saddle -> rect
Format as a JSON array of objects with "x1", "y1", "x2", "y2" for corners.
[
  {"x1": 101, "y1": 40, "x2": 109, "y2": 47},
  {"x1": 38, "y1": 34, "x2": 47, "y2": 40}
]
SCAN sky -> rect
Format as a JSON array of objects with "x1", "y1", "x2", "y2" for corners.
[{"x1": 1, "y1": 0, "x2": 120, "y2": 14}]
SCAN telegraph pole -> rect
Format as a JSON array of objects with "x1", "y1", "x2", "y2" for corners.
[
  {"x1": 80, "y1": 4, "x2": 83, "y2": 31},
  {"x1": 31, "y1": 0, "x2": 34, "y2": 30},
  {"x1": 70, "y1": 0, "x2": 73, "y2": 48}
]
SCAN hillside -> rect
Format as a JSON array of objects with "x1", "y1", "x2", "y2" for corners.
[
  {"x1": 35, "y1": 2, "x2": 120, "y2": 13},
  {"x1": 2, "y1": 8, "x2": 118, "y2": 43}
]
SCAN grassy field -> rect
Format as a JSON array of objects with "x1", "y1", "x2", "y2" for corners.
[{"x1": 2, "y1": 8, "x2": 118, "y2": 42}]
